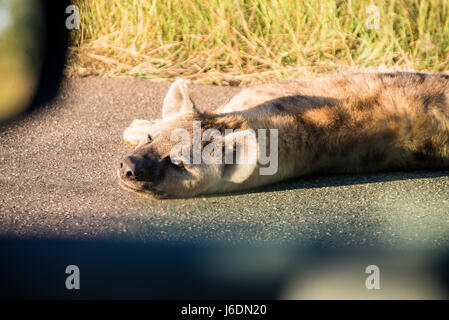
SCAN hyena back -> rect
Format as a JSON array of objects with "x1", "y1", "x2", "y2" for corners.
[{"x1": 118, "y1": 73, "x2": 449, "y2": 198}]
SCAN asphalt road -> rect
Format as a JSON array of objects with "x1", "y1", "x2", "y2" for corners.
[{"x1": 1, "y1": 77, "x2": 448, "y2": 249}]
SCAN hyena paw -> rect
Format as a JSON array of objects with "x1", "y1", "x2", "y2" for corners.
[{"x1": 123, "y1": 119, "x2": 153, "y2": 146}]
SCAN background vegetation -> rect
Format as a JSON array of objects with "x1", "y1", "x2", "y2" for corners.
[{"x1": 69, "y1": 0, "x2": 449, "y2": 85}]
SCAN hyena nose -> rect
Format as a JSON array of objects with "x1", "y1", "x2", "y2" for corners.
[{"x1": 120, "y1": 156, "x2": 144, "y2": 178}]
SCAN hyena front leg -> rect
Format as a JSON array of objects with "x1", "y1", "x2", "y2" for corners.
[{"x1": 123, "y1": 119, "x2": 154, "y2": 147}]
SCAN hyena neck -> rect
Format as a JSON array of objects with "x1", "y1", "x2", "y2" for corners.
[{"x1": 208, "y1": 112, "x2": 308, "y2": 192}]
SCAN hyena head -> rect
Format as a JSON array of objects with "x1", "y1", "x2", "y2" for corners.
[{"x1": 118, "y1": 79, "x2": 259, "y2": 198}]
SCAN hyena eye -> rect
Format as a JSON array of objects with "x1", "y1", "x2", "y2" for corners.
[
  {"x1": 167, "y1": 157, "x2": 185, "y2": 169},
  {"x1": 147, "y1": 134, "x2": 152, "y2": 142},
  {"x1": 175, "y1": 161, "x2": 184, "y2": 169}
]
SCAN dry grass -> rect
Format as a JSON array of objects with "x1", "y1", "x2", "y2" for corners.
[{"x1": 67, "y1": 0, "x2": 449, "y2": 85}]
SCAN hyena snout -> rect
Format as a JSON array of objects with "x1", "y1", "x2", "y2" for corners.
[{"x1": 119, "y1": 155, "x2": 154, "y2": 180}]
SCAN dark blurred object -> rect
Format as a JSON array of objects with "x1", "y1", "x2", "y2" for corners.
[
  {"x1": 30, "y1": 0, "x2": 70, "y2": 109},
  {"x1": 0, "y1": 0, "x2": 69, "y2": 123},
  {"x1": 1, "y1": 238, "x2": 448, "y2": 299}
]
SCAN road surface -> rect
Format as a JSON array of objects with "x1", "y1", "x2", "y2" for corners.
[{"x1": 1, "y1": 77, "x2": 448, "y2": 249}]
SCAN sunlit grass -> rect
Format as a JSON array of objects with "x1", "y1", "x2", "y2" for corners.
[{"x1": 68, "y1": 0, "x2": 449, "y2": 85}]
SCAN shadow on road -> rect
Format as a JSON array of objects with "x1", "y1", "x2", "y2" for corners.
[{"x1": 199, "y1": 170, "x2": 449, "y2": 199}]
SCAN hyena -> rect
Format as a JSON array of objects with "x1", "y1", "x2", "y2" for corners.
[{"x1": 118, "y1": 73, "x2": 449, "y2": 198}]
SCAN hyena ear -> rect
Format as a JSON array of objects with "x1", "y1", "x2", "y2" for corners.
[
  {"x1": 123, "y1": 119, "x2": 153, "y2": 146},
  {"x1": 223, "y1": 129, "x2": 258, "y2": 183},
  {"x1": 162, "y1": 79, "x2": 195, "y2": 119}
]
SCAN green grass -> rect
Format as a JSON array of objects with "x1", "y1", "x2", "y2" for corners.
[{"x1": 68, "y1": 0, "x2": 449, "y2": 85}]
